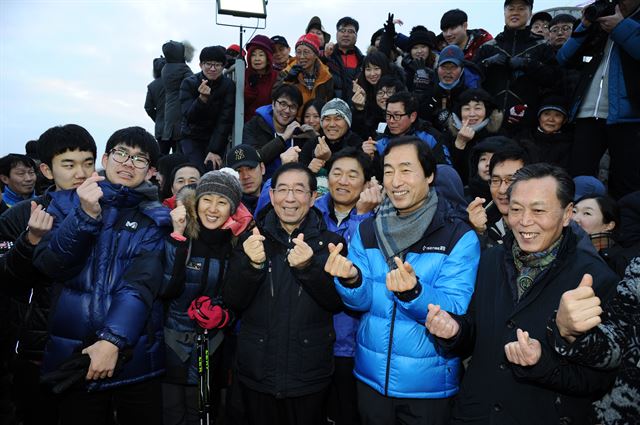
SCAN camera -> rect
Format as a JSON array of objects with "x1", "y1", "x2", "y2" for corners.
[{"x1": 584, "y1": 0, "x2": 618, "y2": 22}]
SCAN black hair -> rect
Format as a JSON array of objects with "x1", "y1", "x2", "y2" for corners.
[
  {"x1": 440, "y1": 9, "x2": 468, "y2": 31},
  {"x1": 382, "y1": 136, "x2": 437, "y2": 180},
  {"x1": 357, "y1": 52, "x2": 392, "y2": 100},
  {"x1": 161, "y1": 162, "x2": 202, "y2": 200},
  {"x1": 25, "y1": 140, "x2": 40, "y2": 159},
  {"x1": 326, "y1": 147, "x2": 373, "y2": 182},
  {"x1": 375, "y1": 76, "x2": 406, "y2": 93},
  {"x1": 301, "y1": 98, "x2": 325, "y2": 120},
  {"x1": 454, "y1": 88, "x2": 496, "y2": 117},
  {"x1": 488, "y1": 142, "x2": 531, "y2": 176},
  {"x1": 508, "y1": 163, "x2": 575, "y2": 208},
  {"x1": 336, "y1": 16, "x2": 359, "y2": 33},
  {"x1": 271, "y1": 162, "x2": 317, "y2": 192},
  {"x1": 386, "y1": 91, "x2": 418, "y2": 116},
  {"x1": 575, "y1": 195, "x2": 621, "y2": 233},
  {"x1": 0, "y1": 153, "x2": 36, "y2": 177},
  {"x1": 37, "y1": 124, "x2": 97, "y2": 167},
  {"x1": 105, "y1": 126, "x2": 160, "y2": 168},
  {"x1": 271, "y1": 84, "x2": 303, "y2": 109}
]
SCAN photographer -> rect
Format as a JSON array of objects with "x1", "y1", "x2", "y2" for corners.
[
  {"x1": 179, "y1": 46, "x2": 236, "y2": 170},
  {"x1": 557, "y1": 0, "x2": 640, "y2": 199}
]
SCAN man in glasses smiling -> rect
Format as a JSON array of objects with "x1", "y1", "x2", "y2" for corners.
[
  {"x1": 179, "y1": 45, "x2": 235, "y2": 171},
  {"x1": 33, "y1": 127, "x2": 170, "y2": 424}
]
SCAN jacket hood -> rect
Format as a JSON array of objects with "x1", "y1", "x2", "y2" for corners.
[
  {"x1": 255, "y1": 104, "x2": 276, "y2": 131},
  {"x1": 434, "y1": 164, "x2": 468, "y2": 221},
  {"x1": 162, "y1": 40, "x2": 195, "y2": 63}
]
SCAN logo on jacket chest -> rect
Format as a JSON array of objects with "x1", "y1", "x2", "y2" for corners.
[
  {"x1": 187, "y1": 261, "x2": 203, "y2": 271},
  {"x1": 421, "y1": 245, "x2": 446, "y2": 252},
  {"x1": 125, "y1": 221, "x2": 138, "y2": 231}
]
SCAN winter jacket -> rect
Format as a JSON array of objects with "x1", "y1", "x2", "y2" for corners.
[
  {"x1": 335, "y1": 195, "x2": 480, "y2": 398},
  {"x1": 162, "y1": 41, "x2": 194, "y2": 141},
  {"x1": 161, "y1": 185, "x2": 240, "y2": 385},
  {"x1": 244, "y1": 68, "x2": 278, "y2": 123},
  {"x1": 474, "y1": 27, "x2": 556, "y2": 128},
  {"x1": 242, "y1": 105, "x2": 288, "y2": 179},
  {"x1": 223, "y1": 206, "x2": 344, "y2": 397},
  {"x1": 145, "y1": 77, "x2": 166, "y2": 140},
  {"x1": 326, "y1": 47, "x2": 364, "y2": 103},
  {"x1": 516, "y1": 126, "x2": 573, "y2": 170},
  {"x1": 551, "y1": 257, "x2": 640, "y2": 425},
  {"x1": 315, "y1": 194, "x2": 371, "y2": 358},
  {"x1": 376, "y1": 120, "x2": 450, "y2": 165},
  {"x1": 601, "y1": 191, "x2": 640, "y2": 278},
  {"x1": 440, "y1": 227, "x2": 618, "y2": 425},
  {"x1": 279, "y1": 60, "x2": 335, "y2": 114},
  {"x1": 556, "y1": 11, "x2": 640, "y2": 124},
  {"x1": 180, "y1": 71, "x2": 236, "y2": 155},
  {"x1": 299, "y1": 130, "x2": 362, "y2": 167},
  {"x1": 445, "y1": 109, "x2": 504, "y2": 186},
  {"x1": 33, "y1": 180, "x2": 171, "y2": 391},
  {"x1": 0, "y1": 193, "x2": 53, "y2": 362},
  {"x1": 462, "y1": 28, "x2": 493, "y2": 60}
]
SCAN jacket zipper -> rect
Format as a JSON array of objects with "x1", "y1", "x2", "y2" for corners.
[
  {"x1": 269, "y1": 260, "x2": 274, "y2": 297},
  {"x1": 384, "y1": 302, "x2": 397, "y2": 396},
  {"x1": 593, "y1": 41, "x2": 614, "y2": 119}
]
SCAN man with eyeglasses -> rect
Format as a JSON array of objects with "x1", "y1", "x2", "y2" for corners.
[
  {"x1": 374, "y1": 91, "x2": 450, "y2": 167},
  {"x1": 32, "y1": 127, "x2": 170, "y2": 425},
  {"x1": 548, "y1": 14, "x2": 576, "y2": 51},
  {"x1": 467, "y1": 144, "x2": 530, "y2": 249},
  {"x1": 243, "y1": 85, "x2": 311, "y2": 179},
  {"x1": 179, "y1": 45, "x2": 235, "y2": 171},
  {"x1": 223, "y1": 162, "x2": 344, "y2": 425},
  {"x1": 326, "y1": 16, "x2": 365, "y2": 104}
]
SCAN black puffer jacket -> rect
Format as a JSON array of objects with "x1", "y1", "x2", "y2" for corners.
[
  {"x1": 516, "y1": 126, "x2": 573, "y2": 171},
  {"x1": 179, "y1": 71, "x2": 235, "y2": 155},
  {"x1": 474, "y1": 27, "x2": 556, "y2": 129},
  {"x1": 162, "y1": 41, "x2": 194, "y2": 141},
  {"x1": 0, "y1": 193, "x2": 53, "y2": 362},
  {"x1": 223, "y1": 206, "x2": 344, "y2": 398},
  {"x1": 439, "y1": 228, "x2": 618, "y2": 425}
]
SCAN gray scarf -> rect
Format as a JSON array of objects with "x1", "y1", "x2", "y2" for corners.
[{"x1": 374, "y1": 189, "x2": 438, "y2": 268}]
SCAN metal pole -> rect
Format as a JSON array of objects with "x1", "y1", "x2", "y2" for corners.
[{"x1": 232, "y1": 25, "x2": 245, "y2": 147}]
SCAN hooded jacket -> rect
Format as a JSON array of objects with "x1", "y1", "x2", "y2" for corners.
[
  {"x1": 440, "y1": 227, "x2": 618, "y2": 425},
  {"x1": 242, "y1": 104, "x2": 288, "y2": 179},
  {"x1": 145, "y1": 58, "x2": 167, "y2": 140},
  {"x1": 244, "y1": 46, "x2": 279, "y2": 123},
  {"x1": 33, "y1": 180, "x2": 171, "y2": 391},
  {"x1": 162, "y1": 41, "x2": 194, "y2": 141},
  {"x1": 335, "y1": 194, "x2": 480, "y2": 398},
  {"x1": 223, "y1": 206, "x2": 344, "y2": 397},
  {"x1": 179, "y1": 71, "x2": 236, "y2": 155},
  {"x1": 161, "y1": 186, "x2": 243, "y2": 385},
  {"x1": 280, "y1": 59, "x2": 335, "y2": 114}
]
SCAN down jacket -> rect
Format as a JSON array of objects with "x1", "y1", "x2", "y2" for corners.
[
  {"x1": 335, "y1": 195, "x2": 480, "y2": 398},
  {"x1": 33, "y1": 180, "x2": 170, "y2": 391}
]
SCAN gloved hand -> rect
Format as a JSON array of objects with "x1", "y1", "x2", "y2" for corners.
[
  {"x1": 508, "y1": 104, "x2": 528, "y2": 125},
  {"x1": 509, "y1": 56, "x2": 534, "y2": 71},
  {"x1": 41, "y1": 352, "x2": 90, "y2": 394},
  {"x1": 284, "y1": 65, "x2": 303, "y2": 82},
  {"x1": 482, "y1": 53, "x2": 508, "y2": 67},
  {"x1": 384, "y1": 13, "x2": 396, "y2": 40},
  {"x1": 413, "y1": 66, "x2": 433, "y2": 92},
  {"x1": 188, "y1": 296, "x2": 231, "y2": 330}
]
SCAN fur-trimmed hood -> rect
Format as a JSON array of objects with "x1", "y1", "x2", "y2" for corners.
[{"x1": 447, "y1": 109, "x2": 503, "y2": 137}]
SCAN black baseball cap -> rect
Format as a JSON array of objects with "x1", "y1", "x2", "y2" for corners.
[
  {"x1": 225, "y1": 144, "x2": 262, "y2": 169},
  {"x1": 504, "y1": 0, "x2": 533, "y2": 7},
  {"x1": 270, "y1": 35, "x2": 289, "y2": 48}
]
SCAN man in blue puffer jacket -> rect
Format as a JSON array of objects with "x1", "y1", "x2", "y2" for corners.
[
  {"x1": 325, "y1": 136, "x2": 479, "y2": 425},
  {"x1": 33, "y1": 127, "x2": 170, "y2": 425}
]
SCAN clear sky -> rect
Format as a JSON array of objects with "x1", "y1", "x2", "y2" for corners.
[{"x1": 0, "y1": 0, "x2": 575, "y2": 156}]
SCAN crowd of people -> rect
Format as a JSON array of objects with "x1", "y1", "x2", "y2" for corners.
[{"x1": 1, "y1": 0, "x2": 639, "y2": 424}]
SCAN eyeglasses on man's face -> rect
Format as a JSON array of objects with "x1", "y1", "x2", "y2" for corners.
[
  {"x1": 275, "y1": 99, "x2": 298, "y2": 112},
  {"x1": 489, "y1": 175, "x2": 514, "y2": 187},
  {"x1": 272, "y1": 186, "x2": 310, "y2": 198},
  {"x1": 110, "y1": 148, "x2": 150, "y2": 169},
  {"x1": 550, "y1": 25, "x2": 572, "y2": 34},
  {"x1": 385, "y1": 112, "x2": 408, "y2": 122},
  {"x1": 202, "y1": 61, "x2": 223, "y2": 69},
  {"x1": 338, "y1": 28, "x2": 357, "y2": 35}
]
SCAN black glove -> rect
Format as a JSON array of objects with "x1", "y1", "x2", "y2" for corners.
[
  {"x1": 482, "y1": 53, "x2": 508, "y2": 67},
  {"x1": 284, "y1": 65, "x2": 303, "y2": 82},
  {"x1": 41, "y1": 352, "x2": 91, "y2": 394},
  {"x1": 509, "y1": 56, "x2": 534, "y2": 71},
  {"x1": 384, "y1": 13, "x2": 396, "y2": 40}
]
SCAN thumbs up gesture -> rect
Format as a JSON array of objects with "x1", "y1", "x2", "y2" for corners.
[
  {"x1": 170, "y1": 200, "x2": 187, "y2": 235},
  {"x1": 386, "y1": 257, "x2": 417, "y2": 292},
  {"x1": 555, "y1": 274, "x2": 602, "y2": 343},
  {"x1": 243, "y1": 227, "x2": 266, "y2": 267},
  {"x1": 287, "y1": 233, "x2": 313, "y2": 269}
]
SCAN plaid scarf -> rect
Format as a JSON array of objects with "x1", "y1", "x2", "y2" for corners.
[
  {"x1": 302, "y1": 61, "x2": 319, "y2": 91},
  {"x1": 590, "y1": 232, "x2": 615, "y2": 252},
  {"x1": 512, "y1": 236, "x2": 563, "y2": 301},
  {"x1": 374, "y1": 189, "x2": 438, "y2": 268}
]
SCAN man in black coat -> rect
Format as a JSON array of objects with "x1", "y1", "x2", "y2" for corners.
[
  {"x1": 223, "y1": 162, "x2": 343, "y2": 425},
  {"x1": 427, "y1": 163, "x2": 618, "y2": 425},
  {"x1": 179, "y1": 46, "x2": 235, "y2": 170}
]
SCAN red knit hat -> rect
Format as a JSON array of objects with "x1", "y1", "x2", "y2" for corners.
[{"x1": 295, "y1": 33, "x2": 321, "y2": 57}]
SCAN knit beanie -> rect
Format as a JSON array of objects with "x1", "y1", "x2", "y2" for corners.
[
  {"x1": 321, "y1": 98, "x2": 352, "y2": 127},
  {"x1": 199, "y1": 46, "x2": 226, "y2": 63},
  {"x1": 295, "y1": 33, "x2": 321, "y2": 57},
  {"x1": 537, "y1": 95, "x2": 568, "y2": 118},
  {"x1": 407, "y1": 27, "x2": 436, "y2": 50},
  {"x1": 195, "y1": 168, "x2": 242, "y2": 214}
]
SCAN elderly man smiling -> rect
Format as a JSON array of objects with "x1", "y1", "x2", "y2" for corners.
[{"x1": 427, "y1": 163, "x2": 618, "y2": 425}]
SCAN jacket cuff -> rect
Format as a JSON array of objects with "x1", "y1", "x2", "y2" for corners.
[
  {"x1": 97, "y1": 330, "x2": 126, "y2": 350},
  {"x1": 338, "y1": 265, "x2": 362, "y2": 288},
  {"x1": 395, "y1": 280, "x2": 422, "y2": 302}
]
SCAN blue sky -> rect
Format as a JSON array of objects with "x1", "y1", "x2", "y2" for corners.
[{"x1": 0, "y1": 0, "x2": 574, "y2": 156}]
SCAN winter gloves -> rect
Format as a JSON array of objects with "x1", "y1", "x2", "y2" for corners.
[{"x1": 188, "y1": 296, "x2": 231, "y2": 330}]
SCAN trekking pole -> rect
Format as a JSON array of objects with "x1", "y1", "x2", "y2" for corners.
[
  {"x1": 203, "y1": 329, "x2": 212, "y2": 425},
  {"x1": 196, "y1": 332, "x2": 209, "y2": 425}
]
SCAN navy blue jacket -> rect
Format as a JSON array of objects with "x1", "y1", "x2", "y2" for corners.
[{"x1": 33, "y1": 181, "x2": 170, "y2": 391}]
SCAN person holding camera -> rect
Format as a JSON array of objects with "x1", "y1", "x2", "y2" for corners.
[
  {"x1": 179, "y1": 46, "x2": 236, "y2": 171},
  {"x1": 162, "y1": 168, "x2": 252, "y2": 425},
  {"x1": 557, "y1": 0, "x2": 640, "y2": 200}
]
